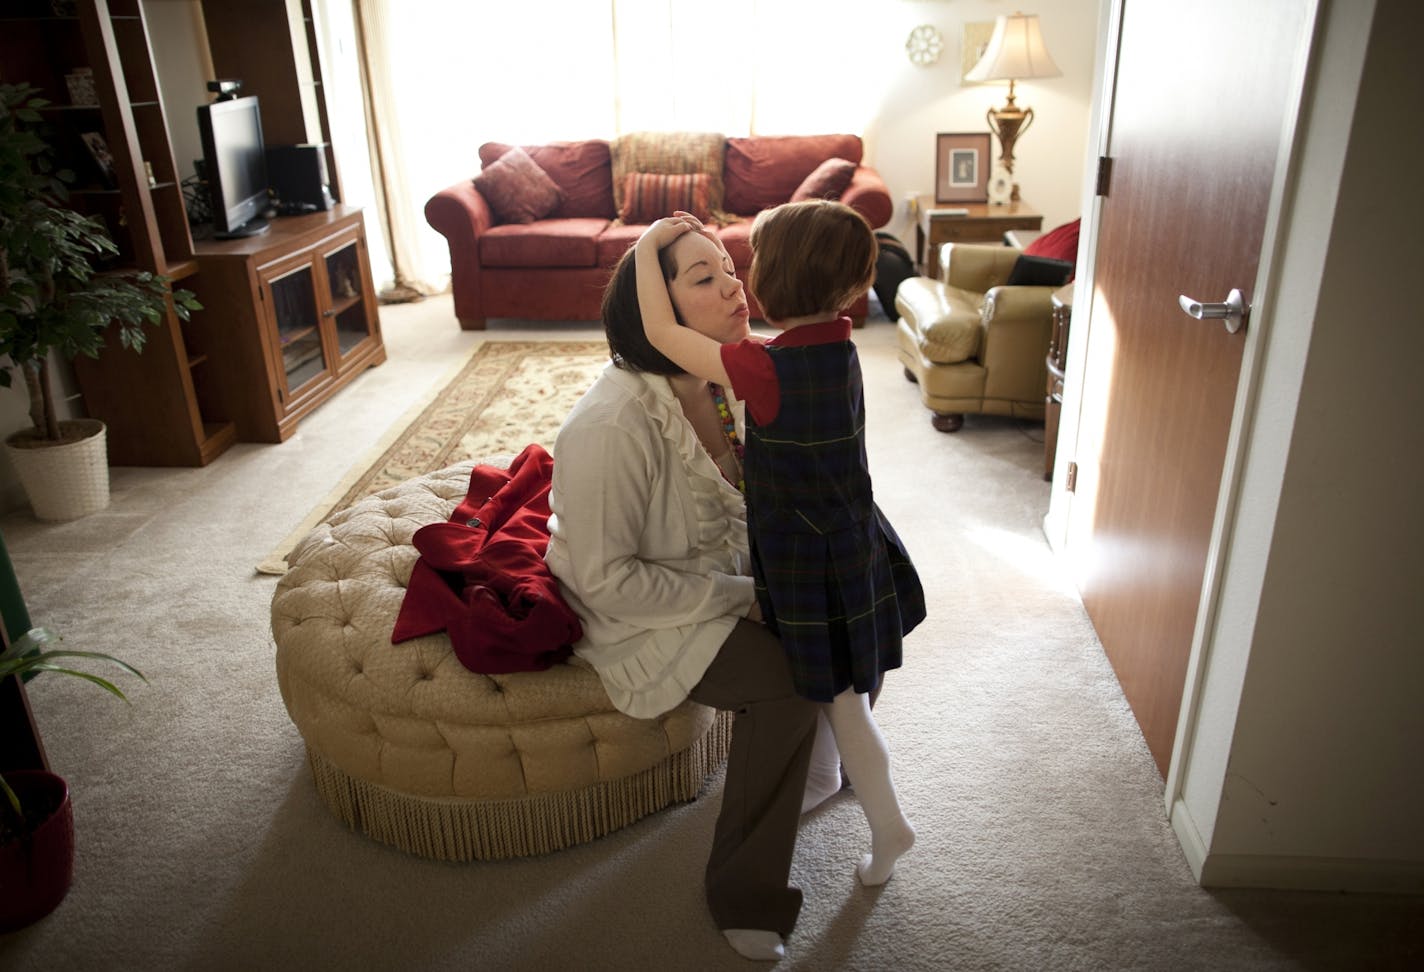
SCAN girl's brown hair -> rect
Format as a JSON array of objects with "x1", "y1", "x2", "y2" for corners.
[{"x1": 748, "y1": 200, "x2": 877, "y2": 321}]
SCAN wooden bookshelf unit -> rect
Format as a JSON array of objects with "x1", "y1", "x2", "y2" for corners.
[{"x1": 1, "y1": 0, "x2": 383, "y2": 464}]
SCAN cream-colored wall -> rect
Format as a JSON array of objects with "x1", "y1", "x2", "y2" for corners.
[
  {"x1": 869, "y1": 1, "x2": 1101, "y2": 245},
  {"x1": 142, "y1": 0, "x2": 212, "y2": 184},
  {"x1": 1173, "y1": 0, "x2": 1424, "y2": 890}
]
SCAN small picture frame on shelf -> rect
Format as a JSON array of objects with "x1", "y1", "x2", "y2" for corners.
[
  {"x1": 64, "y1": 67, "x2": 98, "y2": 106},
  {"x1": 79, "y1": 131, "x2": 118, "y2": 189},
  {"x1": 935, "y1": 132, "x2": 992, "y2": 204}
]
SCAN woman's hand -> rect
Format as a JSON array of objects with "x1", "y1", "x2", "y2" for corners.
[{"x1": 745, "y1": 599, "x2": 763, "y2": 623}]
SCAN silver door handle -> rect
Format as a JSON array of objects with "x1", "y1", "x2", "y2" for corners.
[{"x1": 1178, "y1": 289, "x2": 1247, "y2": 334}]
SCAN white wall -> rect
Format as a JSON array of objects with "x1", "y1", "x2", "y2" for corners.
[{"x1": 870, "y1": 0, "x2": 1101, "y2": 245}]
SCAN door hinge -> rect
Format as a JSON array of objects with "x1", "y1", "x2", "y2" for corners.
[
  {"x1": 1095, "y1": 156, "x2": 1113, "y2": 197},
  {"x1": 1066, "y1": 461, "x2": 1078, "y2": 492}
]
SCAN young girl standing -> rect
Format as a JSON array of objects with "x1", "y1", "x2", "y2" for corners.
[{"x1": 635, "y1": 200, "x2": 926, "y2": 890}]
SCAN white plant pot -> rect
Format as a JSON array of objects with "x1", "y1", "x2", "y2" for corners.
[{"x1": 4, "y1": 419, "x2": 111, "y2": 522}]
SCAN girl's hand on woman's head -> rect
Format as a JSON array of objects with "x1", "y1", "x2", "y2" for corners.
[{"x1": 638, "y1": 215, "x2": 699, "y2": 251}]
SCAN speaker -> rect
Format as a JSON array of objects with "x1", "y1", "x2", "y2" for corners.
[{"x1": 266, "y1": 143, "x2": 333, "y2": 213}]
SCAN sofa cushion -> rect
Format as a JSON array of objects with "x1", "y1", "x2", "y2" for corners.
[
  {"x1": 473, "y1": 147, "x2": 565, "y2": 224},
  {"x1": 610, "y1": 132, "x2": 727, "y2": 220},
  {"x1": 618, "y1": 172, "x2": 712, "y2": 223},
  {"x1": 480, "y1": 140, "x2": 615, "y2": 219},
  {"x1": 594, "y1": 222, "x2": 646, "y2": 267},
  {"x1": 790, "y1": 157, "x2": 857, "y2": 202},
  {"x1": 714, "y1": 220, "x2": 753, "y2": 268},
  {"x1": 723, "y1": 135, "x2": 864, "y2": 215},
  {"x1": 478, "y1": 218, "x2": 608, "y2": 268}
]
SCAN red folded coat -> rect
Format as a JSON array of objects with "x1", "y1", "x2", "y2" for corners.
[{"x1": 391, "y1": 444, "x2": 580, "y2": 673}]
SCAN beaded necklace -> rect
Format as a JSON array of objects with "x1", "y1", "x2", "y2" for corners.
[{"x1": 710, "y1": 383, "x2": 745, "y2": 493}]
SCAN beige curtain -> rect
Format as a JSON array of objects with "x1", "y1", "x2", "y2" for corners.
[{"x1": 351, "y1": 0, "x2": 437, "y2": 302}]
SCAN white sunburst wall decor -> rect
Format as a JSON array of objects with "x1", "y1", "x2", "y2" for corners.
[{"x1": 905, "y1": 24, "x2": 944, "y2": 66}]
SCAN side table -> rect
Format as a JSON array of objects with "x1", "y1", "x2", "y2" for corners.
[
  {"x1": 915, "y1": 198, "x2": 1043, "y2": 279},
  {"x1": 1044, "y1": 281, "x2": 1074, "y2": 481}
]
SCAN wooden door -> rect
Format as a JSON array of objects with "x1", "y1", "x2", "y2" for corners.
[{"x1": 1069, "y1": 0, "x2": 1308, "y2": 776}]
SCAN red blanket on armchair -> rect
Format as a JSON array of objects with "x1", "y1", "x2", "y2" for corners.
[{"x1": 391, "y1": 444, "x2": 580, "y2": 673}]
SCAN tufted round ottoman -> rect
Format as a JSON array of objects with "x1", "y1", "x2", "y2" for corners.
[{"x1": 271, "y1": 458, "x2": 731, "y2": 861}]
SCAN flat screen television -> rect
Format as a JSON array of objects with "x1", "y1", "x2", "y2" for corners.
[{"x1": 196, "y1": 96, "x2": 271, "y2": 239}]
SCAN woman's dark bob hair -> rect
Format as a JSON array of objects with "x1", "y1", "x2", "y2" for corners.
[{"x1": 601, "y1": 244, "x2": 686, "y2": 375}]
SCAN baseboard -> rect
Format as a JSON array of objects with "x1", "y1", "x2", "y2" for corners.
[
  {"x1": 1172, "y1": 798, "x2": 1424, "y2": 893},
  {"x1": 1170, "y1": 797, "x2": 1211, "y2": 882}
]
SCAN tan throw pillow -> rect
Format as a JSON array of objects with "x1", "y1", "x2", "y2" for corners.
[
  {"x1": 617, "y1": 172, "x2": 712, "y2": 224},
  {"x1": 472, "y1": 146, "x2": 565, "y2": 224},
  {"x1": 790, "y1": 157, "x2": 857, "y2": 202},
  {"x1": 609, "y1": 131, "x2": 727, "y2": 223}
]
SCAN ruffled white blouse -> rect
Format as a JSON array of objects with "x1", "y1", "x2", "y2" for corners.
[{"x1": 545, "y1": 363, "x2": 756, "y2": 719}]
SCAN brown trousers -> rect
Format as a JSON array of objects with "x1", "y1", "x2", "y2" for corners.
[{"x1": 689, "y1": 619, "x2": 819, "y2": 936}]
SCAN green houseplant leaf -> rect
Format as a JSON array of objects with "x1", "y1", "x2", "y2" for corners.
[
  {"x1": 0, "y1": 81, "x2": 200, "y2": 443},
  {"x1": 0, "y1": 627, "x2": 145, "y2": 820}
]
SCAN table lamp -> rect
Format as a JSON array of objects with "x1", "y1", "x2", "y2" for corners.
[{"x1": 965, "y1": 12, "x2": 1061, "y2": 202}]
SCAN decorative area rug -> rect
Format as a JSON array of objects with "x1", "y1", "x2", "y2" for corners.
[{"x1": 256, "y1": 340, "x2": 608, "y2": 574}]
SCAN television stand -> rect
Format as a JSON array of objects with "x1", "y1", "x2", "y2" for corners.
[
  {"x1": 213, "y1": 217, "x2": 271, "y2": 240},
  {"x1": 186, "y1": 206, "x2": 386, "y2": 442}
]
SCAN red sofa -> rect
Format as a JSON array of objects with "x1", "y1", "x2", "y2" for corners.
[{"x1": 424, "y1": 133, "x2": 893, "y2": 329}]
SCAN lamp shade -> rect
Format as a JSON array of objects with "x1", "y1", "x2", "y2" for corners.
[{"x1": 965, "y1": 13, "x2": 1061, "y2": 82}]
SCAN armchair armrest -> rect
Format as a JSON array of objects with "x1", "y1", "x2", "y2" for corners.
[
  {"x1": 424, "y1": 179, "x2": 494, "y2": 246},
  {"x1": 840, "y1": 166, "x2": 893, "y2": 229},
  {"x1": 940, "y1": 243, "x2": 1022, "y2": 293},
  {"x1": 978, "y1": 283, "x2": 1057, "y2": 404},
  {"x1": 982, "y1": 284, "x2": 1056, "y2": 322},
  {"x1": 424, "y1": 180, "x2": 495, "y2": 326}
]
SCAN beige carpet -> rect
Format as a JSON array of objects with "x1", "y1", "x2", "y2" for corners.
[
  {"x1": 0, "y1": 296, "x2": 1419, "y2": 971},
  {"x1": 256, "y1": 339, "x2": 609, "y2": 574}
]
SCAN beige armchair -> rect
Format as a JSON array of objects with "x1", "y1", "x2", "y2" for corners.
[{"x1": 894, "y1": 242, "x2": 1057, "y2": 432}]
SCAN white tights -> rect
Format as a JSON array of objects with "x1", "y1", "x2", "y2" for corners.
[{"x1": 821, "y1": 688, "x2": 914, "y2": 886}]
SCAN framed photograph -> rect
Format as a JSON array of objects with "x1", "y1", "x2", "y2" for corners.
[
  {"x1": 935, "y1": 132, "x2": 991, "y2": 204},
  {"x1": 79, "y1": 131, "x2": 117, "y2": 188}
]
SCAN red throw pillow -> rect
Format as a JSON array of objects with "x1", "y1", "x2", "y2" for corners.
[
  {"x1": 618, "y1": 172, "x2": 712, "y2": 223},
  {"x1": 1023, "y1": 218, "x2": 1081, "y2": 266},
  {"x1": 790, "y1": 157, "x2": 857, "y2": 202},
  {"x1": 472, "y1": 146, "x2": 565, "y2": 224},
  {"x1": 479, "y1": 140, "x2": 614, "y2": 218}
]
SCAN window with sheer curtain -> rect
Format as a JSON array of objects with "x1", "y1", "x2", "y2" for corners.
[{"x1": 344, "y1": 0, "x2": 881, "y2": 292}]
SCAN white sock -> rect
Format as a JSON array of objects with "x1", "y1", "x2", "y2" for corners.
[
  {"x1": 723, "y1": 929, "x2": 785, "y2": 961},
  {"x1": 801, "y1": 710, "x2": 843, "y2": 814},
  {"x1": 823, "y1": 691, "x2": 915, "y2": 886}
]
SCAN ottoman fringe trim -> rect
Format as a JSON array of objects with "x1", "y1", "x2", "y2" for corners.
[{"x1": 304, "y1": 710, "x2": 733, "y2": 861}]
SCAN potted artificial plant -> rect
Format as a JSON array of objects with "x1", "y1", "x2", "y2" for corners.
[
  {"x1": 0, "y1": 626, "x2": 144, "y2": 931},
  {"x1": 0, "y1": 82, "x2": 199, "y2": 521}
]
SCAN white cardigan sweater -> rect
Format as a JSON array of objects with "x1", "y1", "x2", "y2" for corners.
[{"x1": 545, "y1": 363, "x2": 755, "y2": 719}]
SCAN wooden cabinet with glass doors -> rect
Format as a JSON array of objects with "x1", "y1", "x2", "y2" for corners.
[{"x1": 185, "y1": 206, "x2": 384, "y2": 442}]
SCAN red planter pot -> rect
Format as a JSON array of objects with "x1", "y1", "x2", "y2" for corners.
[{"x1": 0, "y1": 770, "x2": 75, "y2": 932}]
